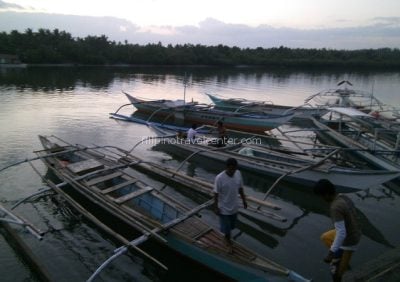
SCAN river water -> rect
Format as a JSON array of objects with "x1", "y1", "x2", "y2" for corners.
[{"x1": 0, "y1": 66, "x2": 399, "y2": 282}]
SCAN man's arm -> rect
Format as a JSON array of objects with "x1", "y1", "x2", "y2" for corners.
[
  {"x1": 213, "y1": 193, "x2": 220, "y2": 214},
  {"x1": 213, "y1": 177, "x2": 220, "y2": 214},
  {"x1": 331, "y1": 220, "x2": 346, "y2": 253},
  {"x1": 324, "y1": 220, "x2": 346, "y2": 263},
  {"x1": 239, "y1": 187, "x2": 247, "y2": 209}
]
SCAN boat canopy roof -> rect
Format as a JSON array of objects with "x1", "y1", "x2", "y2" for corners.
[
  {"x1": 328, "y1": 107, "x2": 371, "y2": 117},
  {"x1": 163, "y1": 99, "x2": 185, "y2": 108}
]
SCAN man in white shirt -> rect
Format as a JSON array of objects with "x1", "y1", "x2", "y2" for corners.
[
  {"x1": 187, "y1": 124, "x2": 197, "y2": 143},
  {"x1": 314, "y1": 179, "x2": 362, "y2": 282},
  {"x1": 213, "y1": 158, "x2": 247, "y2": 251}
]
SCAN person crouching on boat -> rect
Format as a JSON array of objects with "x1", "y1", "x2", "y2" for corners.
[
  {"x1": 187, "y1": 124, "x2": 197, "y2": 143},
  {"x1": 213, "y1": 158, "x2": 247, "y2": 251},
  {"x1": 216, "y1": 121, "x2": 228, "y2": 147},
  {"x1": 314, "y1": 179, "x2": 362, "y2": 282}
]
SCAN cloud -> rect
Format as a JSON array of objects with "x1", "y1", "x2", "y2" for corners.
[
  {"x1": 0, "y1": 0, "x2": 25, "y2": 10},
  {"x1": 371, "y1": 16, "x2": 400, "y2": 27},
  {"x1": 0, "y1": 11, "x2": 140, "y2": 40},
  {"x1": 168, "y1": 18, "x2": 400, "y2": 49},
  {"x1": 0, "y1": 11, "x2": 399, "y2": 49}
]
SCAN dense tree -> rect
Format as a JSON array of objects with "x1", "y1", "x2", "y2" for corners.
[{"x1": 1, "y1": 29, "x2": 400, "y2": 69}]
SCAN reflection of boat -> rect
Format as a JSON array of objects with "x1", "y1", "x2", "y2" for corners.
[
  {"x1": 206, "y1": 93, "x2": 326, "y2": 119},
  {"x1": 153, "y1": 135, "x2": 400, "y2": 192},
  {"x1": 120, "y1": 92, "x2": 294, "y2": 133},
  {"x1": 36, "y1": 135, "x2": 309, "y2": 282}
]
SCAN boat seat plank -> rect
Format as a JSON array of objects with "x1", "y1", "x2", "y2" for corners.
[
  {"x1": 67, "y1": 159, "x2": 104, "y2": 176},
  {"x1": 172, "y1": 217, "x2": 211, "y2": 239},
  {"x1": 114, "y1": 186, "x2": 153, "y2": 204},
  {"x1": 101, "y1": 179, "x2": 139, "y2": 194},
  {"x1": 85, "y1": 171, "x2": 123, "y2": 186},
  {"x1": 205, "y1": 230, "x2": 254, "y2": 256},
  {"x1": 192, "y1": 227, "x2": 213, "y2": 240}
]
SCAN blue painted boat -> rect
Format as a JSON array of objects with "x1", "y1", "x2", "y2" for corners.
[
  {"x1": 123, "y1": 92, "x2": 294, "y2": 133},
  {"x1": 109, "y1": 112, "x2": 209, "y2": 134},
  {"x1": 207, "y1": 93, "x2": 326, "y2": 120},
  {"x1": 154, "y1": 134, "x2": 400, "y2": 192},
  {"x1": 37, "y1": 135, "x2": 310, "y2": 282}
]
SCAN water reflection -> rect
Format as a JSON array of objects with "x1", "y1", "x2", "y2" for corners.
[
  {"x1": 152, "y1": 147, "x2": 395, "y2": 250},
  {"x1": 1, "y1": 67, "x2": 399, "y2": 281},
  {"x1": 2, "y1": 66, "x2": 398, "y2": 100}
]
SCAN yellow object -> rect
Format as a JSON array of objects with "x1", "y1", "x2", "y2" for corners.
[
  {"x1": 320, "y1": 229, "x2": 354, "y2": 279},
  {"x1": 321, "y1": 229, "x2": 336, "y2": 248}
]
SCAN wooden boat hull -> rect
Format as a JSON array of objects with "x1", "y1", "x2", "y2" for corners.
[
  {"x1": 207, "y1": 93, "x2": 326, "y2": 119},
  {"x1": 154, "y1": 140, "x2": 400, "y2": 192},
  {"x1": 165, "y1": 233, "x2": 304, "y2": 282},
  {"x1": 36, "y1": 135, "x2": 309, "y2": 281},
  {"x1": 124, "y1": 93, "x2": 294, "y2": 133},
  {"x1": 310, "y1": 117, "x2": 400, "y2": 172}
]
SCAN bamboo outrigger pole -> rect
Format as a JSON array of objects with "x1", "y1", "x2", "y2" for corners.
[
  {"x1": 0, "y1": 204, "x2": 44, "y2": 240},
  {"x1": 261, "y1": 148, "x2": 342, "y2": 202},
  {"x1": 0, "y1": 145, "x2": 125, "y2": 174},
  {"x1": 28, "y1": 161, "x2": 169, "y2": 272},
  {"x1": 87, "y1": 198, "x2": 214, "y2": 282}
]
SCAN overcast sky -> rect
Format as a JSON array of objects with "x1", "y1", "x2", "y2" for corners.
[{"x1": 1, "y1": 0, "x2": 400, "y2": 49}]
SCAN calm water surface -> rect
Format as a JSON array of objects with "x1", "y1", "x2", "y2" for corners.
[{"x1": 0, "y1": 66, "x2": 399, "y2": 281}]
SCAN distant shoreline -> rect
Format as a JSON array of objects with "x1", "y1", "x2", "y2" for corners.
[
  {"x1": 17, "y1": 63, "x2": 400, "y2": 71},
  {"x1": 2, "y1": 29, "x2": 400, "y2": 70}
]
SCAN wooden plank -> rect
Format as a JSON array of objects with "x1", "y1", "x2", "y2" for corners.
[
  {"x1": 85, "y1": 171, "x2": 123, "y2": 186},
  {"x1": 172, "y1": 217, "x2": 210, "y2": 239},
  {"x1": 101, "y1": 179, "x2": 139, "y2": 194},
  {"x1": 193, "y1": 227, "x2": 213, "y2": 240},
  {"x1": 113, "y1": 186, "x2": 153, "y2": 204},
  {"x1": 67, "y1": 159, "x2": 104, "y2": 176}
]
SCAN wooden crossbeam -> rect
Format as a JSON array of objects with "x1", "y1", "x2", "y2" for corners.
[
  {"x1": 101, "y1": 179, "x2": 139, "y2": 194},
  {"x1": 67, "y1": 159, "x2": 104, "y2": 176},
  {"x1": 113, "y1": 186, "x2": 153, "y2": 204},
  {"x1": 85, "y1": 172, "x2": 123, "y2": 186}
]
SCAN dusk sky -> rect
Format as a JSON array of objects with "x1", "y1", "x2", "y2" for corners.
[{"x1": 1, "y1": 0, "x2": 400, "y2": 49}]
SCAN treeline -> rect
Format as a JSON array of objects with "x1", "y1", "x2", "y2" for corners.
[{"x1": 1, "y1": 28, "x2": 400, "y2": 68}]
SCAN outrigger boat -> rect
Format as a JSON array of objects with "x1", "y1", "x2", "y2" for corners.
[
  {"x1": 206, "y1": 93, "x2": 326, "y2": 120},
  {"x1": 35, "y1": 135, "x2": 309, "y2": 282},
  {"x1": 315, "y1": 107, "x2": 400, "y2": 164},
  {"x1": 305, "y1": 80, "x2": 400, "y2": 122},
  {"x1": 116, "y1": 92, "x2": 295, "y2": 133},
  {"x1": 310, "y1": 116, "x2": 400, "y2": 173},
  {"x1": 152, "y1": 130, "x2": 400, "y2": 192}
]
